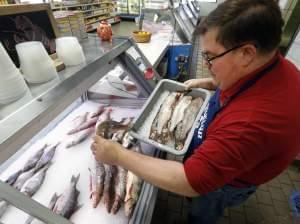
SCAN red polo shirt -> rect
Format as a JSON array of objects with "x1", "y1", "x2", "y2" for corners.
[{"x1": 184, "y1": 53, "x2": 300, "y2": 195}]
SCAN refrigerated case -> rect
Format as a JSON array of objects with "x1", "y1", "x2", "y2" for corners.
[
  {"x1": 0, "y1": 34, "x2": 161, "y2": 224},
  {"x1": 117, "y1": 0, "x2": 140, "y2": 18}
]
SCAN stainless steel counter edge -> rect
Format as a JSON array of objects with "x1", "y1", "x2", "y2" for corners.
[
  {"x1": 0, "y1": 180, "x2": 72, "y2": 224},
  {"x1": 0, "y1": 38, "x2": 132, "y2": 165}
]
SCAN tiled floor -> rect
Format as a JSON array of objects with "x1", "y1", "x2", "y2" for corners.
[{"x1": 151, "y1": 154, "x2": 300, "y2": 224}]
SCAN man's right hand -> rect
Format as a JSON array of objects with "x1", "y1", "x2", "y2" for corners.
[{"x1": 184, "y1": 78, "x2": 217, "y2": 90}]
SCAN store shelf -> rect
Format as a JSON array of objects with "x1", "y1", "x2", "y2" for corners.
[
  {"x1": 51, "y1": 1, "x2": 114, "y2": 10},
  {"x1": 52, "y1": 0, "x2": 117, "y2": 32},
  {"x1": 84, "y1": 9, "x2": 111, "y2": 19}
]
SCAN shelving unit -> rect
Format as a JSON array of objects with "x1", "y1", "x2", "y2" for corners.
[{"x1": 52, "y1": 1, "x2": 120, "y2": 33}]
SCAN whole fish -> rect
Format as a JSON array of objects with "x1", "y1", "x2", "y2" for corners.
[
  {"x1": 97, "y1": 120, "x2": 128, "y2": 140},
  {"x1": 4, "y1": 170, "x2": 22, "y2": 186},
  {"x1": 34, "y1": 143, "x2": 59, "y2": 171},
  {"x1": 20, "y1": 165, "x2": 50, "y2": 197},
  {"x1": 175, "y1": 97, "x2": 204, "y2": 150},
  {"x1": 169, "y1": 96, "x2": 192, "y2": 132},
  {"x1": 124, "y1": 144, "x2": 143, "y2": 218},
  {"x1": 68, "y1": 112, "x2": 89, "y2": 135},
  {"x1": 111, "y1": 165, "x2": 127, "y2": 214},
  {"x1": 102, "y1": 164, "x2": 117, "y2": 213},
  {"x1": 95, "y1": 108, "x2": 113, "y2": 138},
  {"x1": 0, "y1": 200, "x2": 8, "y2": 218},
  {"x1": 68, "y1": 117, "x2": 98, "y2": 135},
  {"x1": 66, "y1": 127, "x2": 95, "y2": 148},
  {"x1": 52, "y1": 174, "x2": 80, "y2": 219},
  {"x1": 150, "y1": 92, "x2": 182, "y2": 143},
  {"x1": 13, "y1": 168, "x2": 36, "y2": 190},
  {"x1": 24, "y1": 193, "x2": 59, "y2": 224},
  {"x1": 23, "y1": 144, "x2": 47, "y2": 172},
  {"x1": 90, "y1": 105, "x2": 107, "y2": 118},
  {"x1": 88, "y1": 160, "x2": 105, "y2": 208}
]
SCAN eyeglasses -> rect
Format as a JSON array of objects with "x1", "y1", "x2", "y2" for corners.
[{"x1": 201, "y1": 43, "x2": 253, "y2": 66}]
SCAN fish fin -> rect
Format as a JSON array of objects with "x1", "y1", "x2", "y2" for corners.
[
  {"x1": 49, "y1": 193, "x2": 59, "y2": 210},
  {"x1": 71, "y1": 174, "x2": 80, "y2": 185}
]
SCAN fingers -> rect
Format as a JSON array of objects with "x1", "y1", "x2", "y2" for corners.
[{"x1": 93, "y1": 134, "x2": 104, "y2": 143}]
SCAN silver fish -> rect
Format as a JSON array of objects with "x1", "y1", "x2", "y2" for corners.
[
  {"x1": 89, "y1": 160, "x2": 105, "y2": 208},
  {"x1": 34, "y1": 143, "x2": 59, "y2": 171},
  {"x1": 103, "y1": 164, "x2": 117, "y2": 213},
  {"x1": 68, "y1": 117, "x2": 98, "y2": 135},
  {"x1": 23, "y1": 144, "x2": 47, "y2": 172},
  {"x1": 20, "y1": 165, "x2": 50, "y2": 197},
  {"x1": 67, "y1": 112, "x2": 89, "y2": 135},
  {"x1": 95, "y1": 108, "x2": 113, "y2": 138},
  {"x1": 124, "y1": 144, "x2": 143, "y2": 218},
  {"x1": 4, "y1": 170, "x2": 22, "y2": 186},
  {"x1": 52, "y1": 174, "x2": 80, "y2": 219},
  {"x1": 90, "y1": 105, "x2": 107, "y2": 118},
  {"x1": 111, "y1": 165, "x2": 127, "y2": 214},
  {"x1": 169, "y1": 96, "x2": 192, "y2": 132},
  {"x1": 66, "y1": 127, "x2": 95, "y2": 148},
  {"x1": 150, "y1": 92, "x2": 182, "y2": 143},
  {"x1": 0, "y1": 200, "x2": 8, "y2": 218},
  {"x1": 24, "y1": 193, "x2": 59, "y2": 224},
  {"x1": 175, "y1": 97, "x2": 204, "y2": 150},
  {"x1": 14, "y1": 168, "x2": 36, "y2": 190}
]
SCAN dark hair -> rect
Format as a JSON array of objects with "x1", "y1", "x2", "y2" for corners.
[{"x1": 199, "y1": 0, "x2": 284, "y2": 54}]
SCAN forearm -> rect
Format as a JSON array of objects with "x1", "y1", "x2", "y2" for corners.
[
  {"x1": 117, "y1": 146, "x2": 199, "y2": 197},
  {"x1": 199, "y1": 78, "x2": 218, "y2": 90}
]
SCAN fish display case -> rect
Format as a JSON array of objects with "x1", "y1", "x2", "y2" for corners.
[
  {"x1": 171, "y1": 3, "x2": 198, "y2": 43},
  {"x1": 0, "y1": 34, "x2": 162, "y2": 224}
]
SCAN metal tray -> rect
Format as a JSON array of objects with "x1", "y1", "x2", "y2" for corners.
[{"x1": 130, "y1": 79, "x2": 211, "y2": 155}]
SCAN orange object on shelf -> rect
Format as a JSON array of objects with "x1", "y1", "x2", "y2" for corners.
[{"x1": 96, "y1": 21, "x2": 112, "y2": 42}]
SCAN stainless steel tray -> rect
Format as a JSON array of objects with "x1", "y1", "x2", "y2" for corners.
[{"x1": 130, "y1": 79, "x2": 211, "y2": 155}]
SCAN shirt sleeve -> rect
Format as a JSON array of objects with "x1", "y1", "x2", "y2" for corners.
[{"x1": 183, "y1": 119, "x2": 270, "y2": 195}]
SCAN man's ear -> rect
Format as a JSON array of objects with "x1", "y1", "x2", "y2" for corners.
[{"x1": 240, "y1": 44, "x2": 257, "y2": 67}]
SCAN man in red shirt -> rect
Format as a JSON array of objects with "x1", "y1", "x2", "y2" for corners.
[{"x1": 91, "y1": 0, "x2": 300, "y2": 223}]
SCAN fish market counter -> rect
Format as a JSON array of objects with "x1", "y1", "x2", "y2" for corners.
[{"x1": 0, "y1": 35, "x2": 162, "y2": 224}]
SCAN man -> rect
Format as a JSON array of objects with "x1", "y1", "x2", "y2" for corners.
[{"x1": 91, "y1": 0, "x2": 300, "y2": 223}]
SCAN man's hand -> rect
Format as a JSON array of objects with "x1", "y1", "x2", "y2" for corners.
[
  {"x1": 91, "y1": 135, "x2": 121, "y2": 165},
  {"x1": 184, "y1": 78, "x2": 217, "y2": 90}
]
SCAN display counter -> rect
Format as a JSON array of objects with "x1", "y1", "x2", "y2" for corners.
[{"x1": 0, "y1": 34, "x2": 161, "y2": 224}]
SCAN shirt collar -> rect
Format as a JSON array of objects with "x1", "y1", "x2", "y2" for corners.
[{"x1": 219, "y1": 52, "x2": 280, "y2": 105}]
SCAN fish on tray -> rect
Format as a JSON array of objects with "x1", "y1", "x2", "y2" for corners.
[
  {"x1": 52, "y1": 174, "x2": 80, "y2": 219},
  {"x1": 20, "y1": 164, "x2": 50, "y2": 197},
  {"x1": 88, "y1": 159, "x2": 105, "y2": 208},
  {"x1": 68, "y1": 112, "x2": 89, "y2": 135},
  {"x1": 124, "y1": 144, "x2": 143, "y2": 218},
  {"x1": 111, "y1": 165, "x2": 127, "y2": 214},
  {"x1": 4, "y1": 170, "x2": 23, "y2": 186},
  {"x1": 102, "y1": 164, "x2": 117, "y2": 213},
  {"x1": 66, "y1": 126, "x2": 95, "y2": 148},
  {"x1": 169, "y1": 96, "x2": 192, "y2": 132},
  {"x1": 150, "y1": 92, "x2": 182, "y2": 143},
  {"x1": 68, "y1": 116, "x2": 98, "y2": 135},
  {"x1": 34, "y1": 142, "x2": 59, "y2": 171},
  {"x1": 22, "y1": 144, "x2": 48, "y2": 172},
  {"x1": 175, "y1": 97, "x2": 204, "y2": 150},
  {"x1": 90, "y1": 105, "x2": 108, "y2": 118},
  {"x1": 13, "y1": 168, "x2": 36, "y2": 190}
]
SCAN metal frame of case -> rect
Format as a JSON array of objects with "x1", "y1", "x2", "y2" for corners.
[{"x1": 0, "y1": 35, "x2": 161, "y2": 224}]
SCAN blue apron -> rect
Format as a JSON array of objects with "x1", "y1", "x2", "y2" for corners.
[{"x1": 184, "y1": 57, "x2": 279, "y2": 161}]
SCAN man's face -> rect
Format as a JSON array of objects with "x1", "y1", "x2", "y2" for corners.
[{"x1": 200, "y1": 28, "x2": 243, "y2": 90}]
